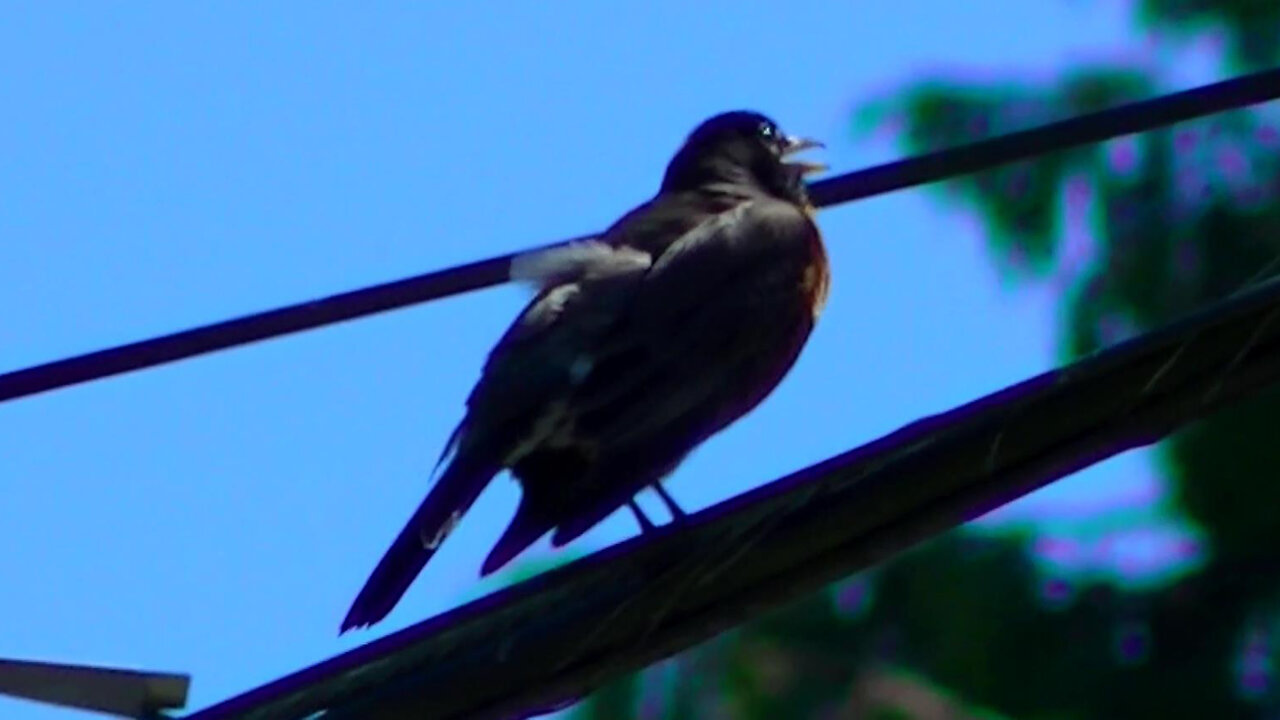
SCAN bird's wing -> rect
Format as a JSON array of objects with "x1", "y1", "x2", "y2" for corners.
[
  {"x1": 476, "y1": 195, "x2": 822, "y2": 571},
  {"x1": 443, "y1": 237, "x2": 657, "y2": 464},
  {"x1": 457, "y1": 194, "x2": 812, "y2": 458},
  {"x1": 459, "y1": 192, "x2": 816, "y2": 472},
  {"x1": 567, "y1": 197, "x2": 820, "y2": 444},
  {"x1": 341, "y1": 237, "x2": 660, "y2": 632},
  {"x1": 538, "y1": 196, "x2": 821, "y2": 546}
]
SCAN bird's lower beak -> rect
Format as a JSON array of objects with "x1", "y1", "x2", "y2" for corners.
[{"x1": 782, "y1": 136, "x2": 828, "y2": 176}]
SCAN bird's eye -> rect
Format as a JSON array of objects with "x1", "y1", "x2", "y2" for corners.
[{"x1": 758, "y1": 122, "x2": 776, "y2": 138}]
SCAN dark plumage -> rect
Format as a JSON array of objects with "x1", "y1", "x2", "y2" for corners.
[{"x1": 341, "y1": 110, "x2": 830, "y2": 632}]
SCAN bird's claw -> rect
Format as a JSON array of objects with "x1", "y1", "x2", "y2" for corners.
[
  {"x1": 628, "y1": 499, "x2": 657, "y2": 533},
  {"x1": 652, "y1": 483, "x2": 687, "y2": 521}
]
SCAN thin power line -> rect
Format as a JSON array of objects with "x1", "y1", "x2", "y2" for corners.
[{"x1": 3, "y1": 67, "x2": 1279, "y2": 405}]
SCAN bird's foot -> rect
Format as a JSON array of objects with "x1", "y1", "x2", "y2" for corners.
[
  {"x1": 628, "y1": 499, "x2": 657, "y2": 533},
  {"x1": 652, "y1": 483, "x2": 687, "y2": 521}
]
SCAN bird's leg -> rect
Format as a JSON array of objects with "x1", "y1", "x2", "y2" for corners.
[
  {"x1": 628, "y1": 499, "x2": 657, "y2": 533},
  {"x1": 652, "y1": 483, "x2": 687, "y2": 520}
]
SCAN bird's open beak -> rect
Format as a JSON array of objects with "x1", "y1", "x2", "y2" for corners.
[{"x1": 781, "y1": 136, "x2": 828, "y2": 176}]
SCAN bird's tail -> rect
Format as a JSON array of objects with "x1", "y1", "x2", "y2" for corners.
[
  {"x1": 479, "y1": 446, "x2": 590, "y2": 576},
  {"x1": 479, "y1": 498, "x2": 556, "y2": 576},
  {"x1": 340, "y1": 451, "x2": 499, "y2": 633}
]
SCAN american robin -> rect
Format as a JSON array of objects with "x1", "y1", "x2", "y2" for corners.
[{"x1": 341, "y1": 110, "x2": 829, "y2": 632}]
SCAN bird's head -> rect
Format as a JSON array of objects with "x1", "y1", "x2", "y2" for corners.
[{"x1": 660, "y1": 110, "x2": 827, "y2": 202}]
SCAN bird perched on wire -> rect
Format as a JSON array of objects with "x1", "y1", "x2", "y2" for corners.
[{"x1": 340, "y1": 110, "x2": 830, "y2": 632}]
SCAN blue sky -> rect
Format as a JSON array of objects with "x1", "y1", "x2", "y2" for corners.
[{"x1": 0, "y1": 3, "x2": 1181, "y2": 718}]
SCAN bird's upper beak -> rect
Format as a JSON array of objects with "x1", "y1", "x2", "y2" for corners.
[{"x1": 781, "y1": 135, "x2": 828, "y2": 176}]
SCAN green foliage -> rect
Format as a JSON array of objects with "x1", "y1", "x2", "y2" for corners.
[
  {"x1": 1166, "y1": 386, "x2": 1280, "y2": 560},
  {"x1": 849, "y1": 2, "x2": 1280, "y2": 716},
  {"x1": 571, "y1": 670, "x2": 640, "y2": 720},
  {"x1": 573, "y1": 2, "x2": 1280, "y2": 718},
  {"x1": 858, "y1": 69, "x2": 1152, "y2": 284},
  {"x1": 1138, "y1": 0, "x2": 1280, "y2": 68}
]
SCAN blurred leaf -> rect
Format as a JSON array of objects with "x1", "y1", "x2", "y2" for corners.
[
  {"x1": 858, "y1": 68, "x2": 1151, "y2": 283},
  {"x1": 1137, "y1": 0, "x2": 1280, "y2": 68},
  {"x1": 571, "y1": 671, "x2": 640, "y2": 720}
]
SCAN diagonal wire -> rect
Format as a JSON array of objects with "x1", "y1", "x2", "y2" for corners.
[
  {"x1": 3, "y1": 67, "x2": 1279, "y2": 405},
  {"x1": 179, "y1": 270, "x2": 1280, "y2": 720}
]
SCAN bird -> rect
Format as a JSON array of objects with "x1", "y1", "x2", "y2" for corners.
[{"x1": 340, "y1": 110, "x2": 830, "y2": 632}]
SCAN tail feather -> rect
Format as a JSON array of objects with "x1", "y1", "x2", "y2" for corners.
[
  {"x1": 479, "y1": 446, "x2": 591, "y2": 576},
  {"x1": 550, "y1": 496, "x2": 628, "y2": 548},
  {"x1": 479, "y1": 499, "x2": 555, "y2": 576},
  {"x1": 340, "y1": 453, "x2": 499, "y2": 633},
  {"x1": 549, "y1": 456, "x2": 682, "y2": 548}
]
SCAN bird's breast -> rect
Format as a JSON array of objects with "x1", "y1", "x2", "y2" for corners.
[{"x1": 799, "y1": 218, "x2": 830, "y2": 322}]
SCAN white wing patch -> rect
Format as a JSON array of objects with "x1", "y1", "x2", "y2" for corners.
[{"x1": 509, "y1": 241, "x2": 651, "y2": 288}]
